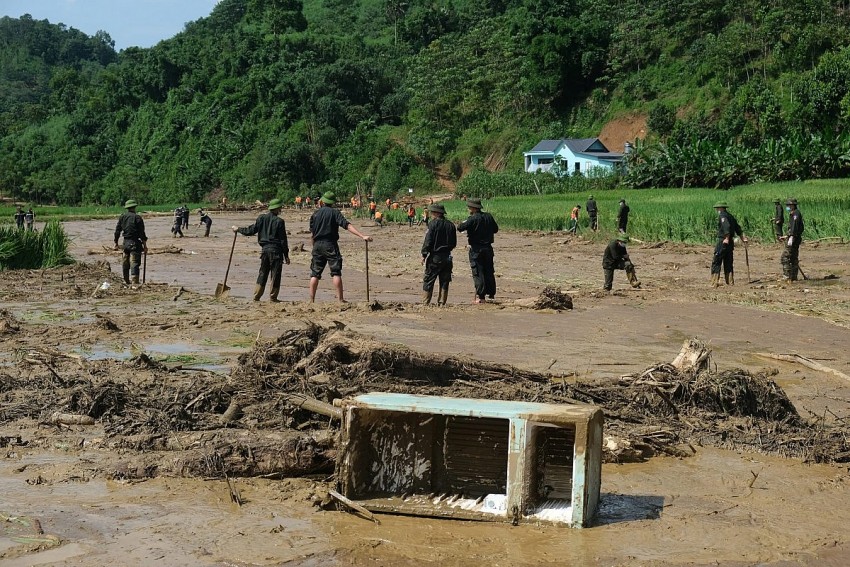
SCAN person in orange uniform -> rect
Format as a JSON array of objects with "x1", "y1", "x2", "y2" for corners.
[
  {"x1": 569, "y1": 205, "x2": 581, "y2": 234},
  {"x1": 407, "y1": 204, "x2": 416, "y2": 227}
]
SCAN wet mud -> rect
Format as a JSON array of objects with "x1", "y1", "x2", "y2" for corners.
[{"x1": 2, "y1": 212, "x2": 850, "y2": 565}]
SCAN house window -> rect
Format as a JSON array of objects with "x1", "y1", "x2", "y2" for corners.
[
  {"x1": 574, "y1": 162, "x2": 580, "y2": 172},
  {"x1": 538, "y1": 158, "x2": 553, "y2": 165}
]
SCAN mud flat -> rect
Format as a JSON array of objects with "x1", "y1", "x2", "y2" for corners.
[{"x1": 2, "y1": 213, "x2": 850, "y2": 565}]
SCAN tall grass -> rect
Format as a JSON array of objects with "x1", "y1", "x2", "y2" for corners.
[
  {"x1": 436, "y1": 179, "x2": 850, "y2": 244},
  {"x1": 0, "y1": 220, "x2": 74, "y2": 270}
]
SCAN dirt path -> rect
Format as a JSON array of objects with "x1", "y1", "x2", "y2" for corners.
[{"x1": 1, "y1": 211, "x2": 850, "y2": 565}]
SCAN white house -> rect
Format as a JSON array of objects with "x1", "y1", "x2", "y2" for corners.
[{"x1": 523, "y1": 138, "x2": 628, "y2": 175}]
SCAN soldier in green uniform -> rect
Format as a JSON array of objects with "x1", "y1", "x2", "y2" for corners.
[
  {"x1": 308, "y1": 191, "x2": 372, "y2": 303},
  {"x1": 113, "y1": 199, "x2": 148, "y2": 285},
  {"x1": 781, "y1": 198, "x2": 804, "y2": 281},
  {"x1": 711, "y1": 201, "x2": 746, "y2": 287},
  {"x1": 232, "y1": 198, "x2": 290, "y2": 302},
  {"x1": 457, "y1": 197, "x2": 499, "y2": 304},
  {"x1": 602, "y1": 234, "x2": 640, "y2": 291},
  {"x1": 420, "y1": 203, "x2": 457, "y2": 305}
]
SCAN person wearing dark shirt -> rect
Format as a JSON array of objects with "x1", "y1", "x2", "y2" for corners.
[
  {"x1": 710, "y1": 201, "x2": 746, "y2": 287},
  {"x1": 457, "y1": 197, "x2": 499, "y2": 304},
  {"x1": 773, "y1": 199, "x2": 784, "y2": 241},
  {"x1": 14, "y1": 206, "x2": 24, "y2": 229},
  {"x1": 113, "y1": 199, "x2": 148, "y2": 285},
  {"x1": 232, "y1": 198, "x2": 290, "y2": 302},
  {"x1": 420, "y1": 203, "x2": 457, "y2": 305},
  {"x1": 308, "y1": 191, "x2": 372, "y2": 303},
  {"x1": 172, "y1": 207, "x2": 184, "y2": 238},
  {"x1": 602, "y1": 234, "x2": 640, "y2": 291},
  {"x1": 781, "y1": 198, "x2": 804, "y2": 281},
  {"x1": 181, "y1": 205, "x2": 190, "y2": 230},
  {"x1": 586, "y1": 195, "x2": 598, "y2": 231},
  {"x1": 617, "y1": 199, "x2": 630, "y2": 233},
  {"x1": 197, "y1": 209, "x2": 213, "y2": 237}
]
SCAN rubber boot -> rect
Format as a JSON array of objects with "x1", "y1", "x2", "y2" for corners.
[
  {"x1": 122, "y1": 264, "x2": 131, "y2": 285},
  {"x1": 725, "y1": 272, "x2": 734, "y2": 285},
  {"x1": 422, "y1": 289, "x2": 433, "y2": 304},
  {"x1": 131, "y1": 275, "x2": 139, "y2": 285},
  {"x1": 627, "y1": 267, "x2": 641, "y2": 288},
  {"x1": 253, "y1": 284, "x2": 264, "y2": 302},
  {"x1": 269, "y1": 287, "x2": 281, "y2": 303},
  {"x1": 438, "y1": 287, "x2": 449, "y2": 306},
  {"x1": 711, "y1": 273, "x2": 721, "y2": 287}
]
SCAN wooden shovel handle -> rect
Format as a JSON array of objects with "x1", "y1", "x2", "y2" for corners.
[{"x1": 223, "y1": 231, "x2": 237, "y2": 287}]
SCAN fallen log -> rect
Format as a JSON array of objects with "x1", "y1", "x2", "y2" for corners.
[
  {"x1": 49, "y1": 412, "x2": 95, "y2": 426},
  {"x1": 753, "y1": 352, "x2": 850, "y2": 384},
  {"x1": 107, "y1": 429, "x2": 335, "y2": 478},
  {"x1": 283, "y1": 393, "x2": 342, "y2": 420}
]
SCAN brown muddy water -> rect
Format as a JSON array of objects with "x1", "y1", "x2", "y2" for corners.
[{"x1": 1, "y1": 214, "x2": 849, "y2": 565}]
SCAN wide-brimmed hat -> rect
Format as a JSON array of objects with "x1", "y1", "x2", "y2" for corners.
[
  {"x1": 466, "y1": 198, "x2": 482, "y2": 209},
  {"x1": 268, "y1": 198, "x2": 282, "y2": 210},
  {"x1": 321, "y1": 191, "x2": 336, "y2": 205},
  {"x1": 589, "y1": 195, "x2": 594, "y2": 199},
  {"x1": 428, "y1": 203, "x2": 446, "y2": 214},
  {"x1": 773, "y1": 198, "x2": 780, "y2": 203},
  {"x1": 616, "y1": 233, "x2": 630, "y2": 242},
  {"x1": 124, "y1": 199, "x2": 138, "y2": 209},
  {"x1": 786, "y1": 198, "x2": 798, "y2": 206},
  {"x1": 713, "y1": 201, "x2": 728, "y2": 208}
]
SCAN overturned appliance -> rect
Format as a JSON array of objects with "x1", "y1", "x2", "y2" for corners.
[{"x1": 336, "y1": 393, "x2": 603, "y2": 527}]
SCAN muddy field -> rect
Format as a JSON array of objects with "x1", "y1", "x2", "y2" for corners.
[{"x1": 2, "y1": 209, "x2": 850, "y2": 566}]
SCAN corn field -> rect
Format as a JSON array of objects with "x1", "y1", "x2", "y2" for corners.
[{"x1": 0, "y1": 220, "x2": 74, "y2": 270}]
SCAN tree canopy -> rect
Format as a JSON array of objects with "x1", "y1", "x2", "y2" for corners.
[{"x1": 3, "y1": 0, "x2": 850, "y2": 205}]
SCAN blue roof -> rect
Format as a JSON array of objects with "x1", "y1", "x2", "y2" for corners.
[
  {"x1": 525, "y1": 138, "x2": 624, "y2": 158},
  {"x1": 527, "y1": 139, "x2": 563, "y2": 153}
]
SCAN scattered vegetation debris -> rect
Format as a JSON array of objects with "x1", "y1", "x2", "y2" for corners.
[{"x1": 532, "y1": 286, "x2": 573, "y2": 310}]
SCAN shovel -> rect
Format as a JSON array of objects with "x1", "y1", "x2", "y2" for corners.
[
  {"x1": 743, "y1": 239, "x2": 751, "y2": 283},
  {"x1": 365, "y1": 239, "x2": 371, "y2": 302},
  {"x1": 142, "y1": 249, "x2": 147, "y2": 284},
  {"x1": 216, "y1": 231, "x2": 238, "y2": 298}
]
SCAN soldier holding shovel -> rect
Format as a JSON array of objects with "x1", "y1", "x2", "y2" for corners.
[{"x1": 232, "y1": 198, "x2": 290, "y2": 303}]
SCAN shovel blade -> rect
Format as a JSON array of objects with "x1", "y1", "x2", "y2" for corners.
[{"x1": 214, "y1": 283, "x2": 230, "y2": 298}]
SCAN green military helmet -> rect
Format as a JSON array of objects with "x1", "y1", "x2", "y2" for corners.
[
  {"x1": 713, "y1": 201, "x2": 728, "y2": 208},
  {"x1": 786, "y1": 198, "x2": 798, "y2": 206},
  {"x1": 268, "y1": 198, "x2": 283, "y2": 210},
  {"x1": 773, "y1": 198, "x2": 781, "y2": 204},
  {"x1": 321, "y1": 191, "x2": 336, "y2": 205},
  {"x1": 588, "y1": 194, "x2": 594, "y2": 199},
  {"x1": 616, "y1": 233, "x2": 630, "y2": 242},
  {"x1": 124, "y1": 199, "x2": 138, "y2": 209}
]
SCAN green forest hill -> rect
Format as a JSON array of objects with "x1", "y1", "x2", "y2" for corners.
[{"x1": 4, "y1": 0, "x2": 850, "y2": 207}]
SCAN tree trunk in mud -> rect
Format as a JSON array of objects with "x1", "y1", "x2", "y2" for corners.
[{"x1": 106, "y1": 429, "x2": 336, "y2": 479}]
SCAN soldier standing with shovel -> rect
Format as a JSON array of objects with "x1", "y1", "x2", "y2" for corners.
[{"x1": 232, "y1": 198, "x2": 290, "y2": 303}]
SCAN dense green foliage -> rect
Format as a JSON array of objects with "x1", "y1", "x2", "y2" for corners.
[
  {"x1": 4, "y1": 0, "x2": 850, "y2": 205},
  {"x1": 0, "y1": 220, "x2": 74, "y2": 269}
]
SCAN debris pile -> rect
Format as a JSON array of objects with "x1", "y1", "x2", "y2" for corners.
[
  {"x1": 3, "y1": 325, "x2": 850, "y2": 481},
  {"x1": 532, "y1": 286, "x2": 573, "y2": 310},
  {"x1": 0, "y1": 309, "x2": 19, "y2": 334}
]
